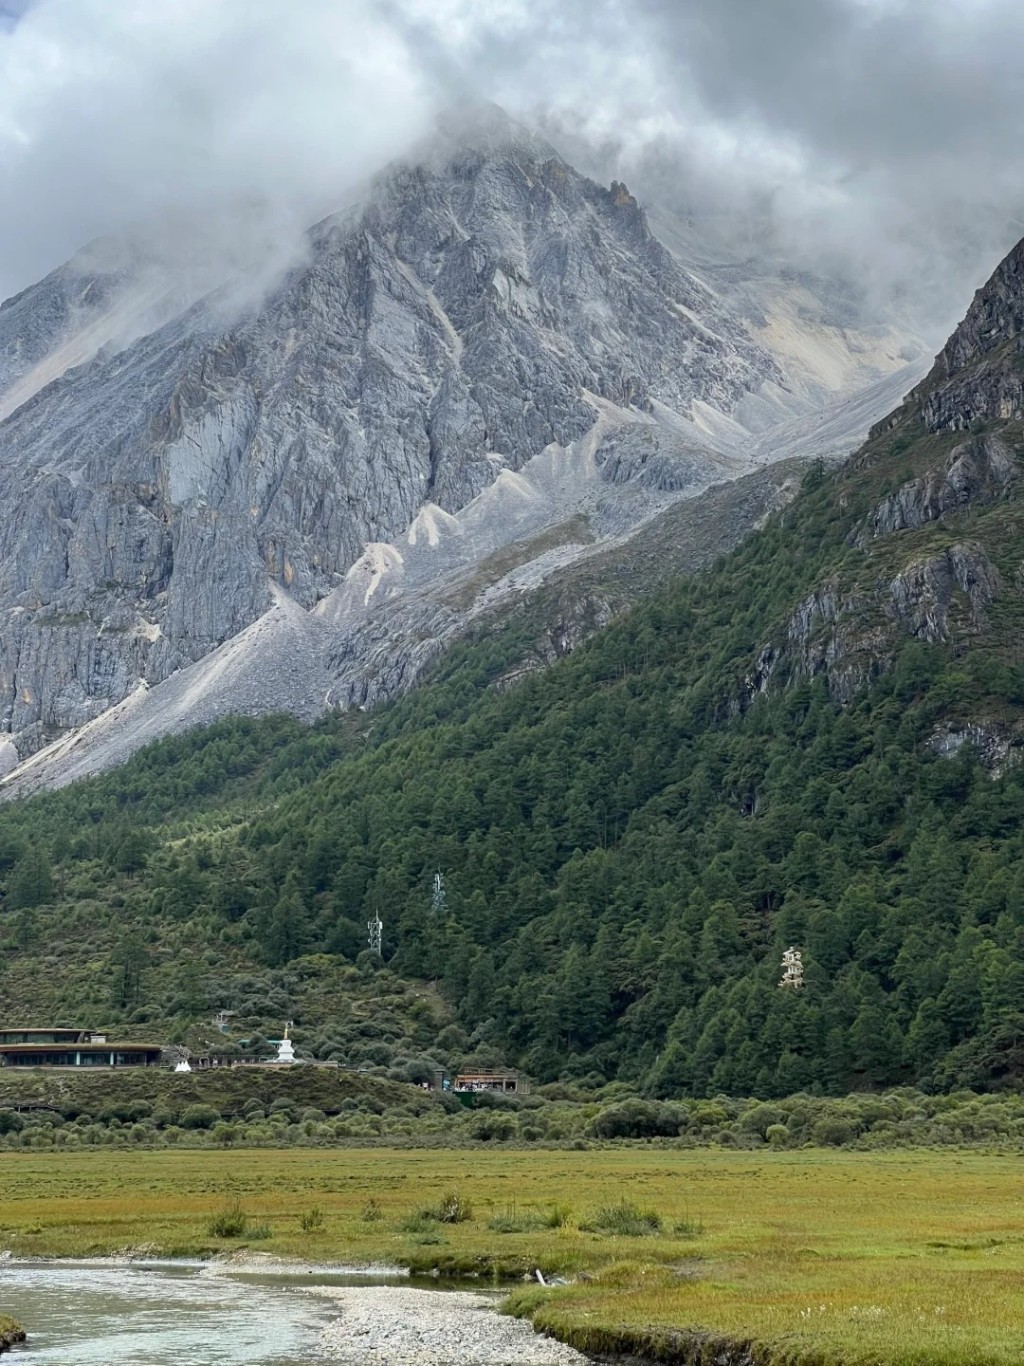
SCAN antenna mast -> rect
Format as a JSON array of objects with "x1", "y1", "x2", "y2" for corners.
[
  {"x1": 432, "y1": 870, "x2": 446, "y2": 917},
  {"x1": 367, "y1": 912, "x2": 383, "y2": 957}
]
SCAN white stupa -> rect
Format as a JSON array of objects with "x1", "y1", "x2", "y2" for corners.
[{"x1": 275, "y1": 1021, "x2": 296, "y2": 1064}]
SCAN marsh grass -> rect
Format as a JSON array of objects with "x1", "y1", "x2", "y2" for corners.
[
  {"x1": 488, "y1": 1201, "x2": 545, "y2": 1234},
  {"x1": 207, "y1": 1199, "x2": 249, "y2": 1238},
  {"x1": 672, "y1": 1212, "x2": 704, "y2": 1238},
  {"x1": 0, "y1": 1313, "x2": 25, "y2": 1348},
  {"x1": 543, "y1": 1203, "x2": 574, "y2": 1228},
  {"x1": 299, "y1": 1205, "x2": 325, "y2": 1233},
  {"x1": 206, "y1": 1199, "x2": 271, "y2": 1240},
  {"x1": 3, "y1": 1148, "x2": 1024, "y2": 1365},
  {"x1": 582, "y1": 1199, "x2": 662, "y2": 1237}
]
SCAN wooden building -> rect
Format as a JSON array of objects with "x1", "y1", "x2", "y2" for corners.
[
  {"x1": 0, "y1": 1028, "x2": 163, "y2": 1069},
  {"x1": 452, "y1": 1069, "x2": 530, "y2": 1095}
]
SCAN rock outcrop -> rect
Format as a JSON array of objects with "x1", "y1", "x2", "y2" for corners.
[
  {"x1": 918, "y1": 238, "x2": 1024, "y2": 432},
  {"x1": 859, "y1": 434, "x2": 1015, "y2": 540}
]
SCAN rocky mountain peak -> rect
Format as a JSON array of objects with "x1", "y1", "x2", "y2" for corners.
[
  {"x1": 0, "y1": 113, "x2": 928, "y2": 789},
  {"x1": 910, "y1": 236, "x2": 1024, "y2": 433},
  {"x1": 939, "y1": 236, "x2": 1024, "y2": 378}
]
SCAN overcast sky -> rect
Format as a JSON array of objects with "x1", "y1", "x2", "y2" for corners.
[{"x1": 2, "y1": 0, "x2": 1023, "y2": 336}]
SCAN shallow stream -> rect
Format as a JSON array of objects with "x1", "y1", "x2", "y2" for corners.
[{"x1": 0, "y1": 1260, "x2": 407, "y2": 1363}]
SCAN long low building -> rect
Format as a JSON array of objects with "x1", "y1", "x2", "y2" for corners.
[{"x1": 0, "y1": 1028, "x2": 163, "y2": 1068}]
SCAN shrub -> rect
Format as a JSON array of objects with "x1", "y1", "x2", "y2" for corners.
[
  {"x1": 812, "y1": 1117, "x2": 857, "y2": 1147},
  {"x1": 766, "y1": 1123, "x2": 790, "y2": 1148},
  {"x1": 472, "y1": 1112, "x2": 517, "y2": 1142},
  {"x1": 588, "y1": 1099, "x2": 683, "y2": 1140},
  {"x1": 361, "y1": 1198, "x2": 384, "y2": 1222},
  {"x1": 180, "y1": 1104, "x2": 221, "y2": 1131},
  {"x1": 207, "y1": 1200, "x2": 250, "y2": 1238},
  {"x1": 415, "y1": 1189, "x2": 473, "y2": 1225}
]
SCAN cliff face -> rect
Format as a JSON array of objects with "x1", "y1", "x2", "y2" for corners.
[
  {"x1": 0, "y1": 119, "x2": 783, "y2": 761},
  {"x1": 749, "y1": 237, "x2": 1024, "y2": 714}
]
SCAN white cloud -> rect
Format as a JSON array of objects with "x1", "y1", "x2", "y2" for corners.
[{"x1": 1, "y1": 0, "x2": 1022, "y2": 336}]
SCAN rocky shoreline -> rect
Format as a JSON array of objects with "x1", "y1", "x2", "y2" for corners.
[{"x1": 312, "y1": 1285, "x2": 589, "y2": 1365}]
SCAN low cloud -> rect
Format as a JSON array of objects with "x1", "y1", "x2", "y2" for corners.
[{"x1": 1, "y1": 0, "x2": 1023, "y2": 340}]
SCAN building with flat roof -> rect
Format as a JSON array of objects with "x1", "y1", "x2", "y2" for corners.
[
  {"x1": 453, "y1": 1069, "x2": 530, "y2": 1095},
  {"x1": 0, "y1": 1029, "x2": 163, "y2": 1068}
]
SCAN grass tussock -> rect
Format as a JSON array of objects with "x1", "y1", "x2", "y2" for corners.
[
  {"x1": 419, "y1": 1189, "x2": 473, "y2": 1225},
  {"x1": 0, "y1": 1314, "x2": 25, "y2": 1349},
  {"x1": 299, "y1": 1205, "x2": 325, "y2": 1233},
  {"x1": 206, "y1": 1199, "x2": 271, "y2": 1240},
  {"x1": 582, "y1": 1199, "x2": 663, "y2": 1237},
  {"x1": 488, "y1": 1201, "x2": 546, "y2": 1234}
]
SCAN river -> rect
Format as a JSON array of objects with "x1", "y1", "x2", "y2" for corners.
[
  {"x1": 0, "y1": 1261, "x2": 588, "y2": 1364},
  {"x1": 0, "y1": 1261, "x2": 393, "y2": 1363}
]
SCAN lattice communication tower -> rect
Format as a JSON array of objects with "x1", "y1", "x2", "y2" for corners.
[{"x1": 367, "y1": 912, "x2": 383, "y2": 956}]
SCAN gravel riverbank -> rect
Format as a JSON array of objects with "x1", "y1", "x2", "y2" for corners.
[{"x1": 315, "y1": 1285, "x2": 589, "y2": 1365}]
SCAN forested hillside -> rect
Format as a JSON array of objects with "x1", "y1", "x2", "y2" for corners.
[{"x1": 4, "y1": 241, "x2": 1024, "y2": 1098}]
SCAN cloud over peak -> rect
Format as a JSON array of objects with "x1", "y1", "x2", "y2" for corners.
[{"x1": 1, "y1": 0, "x2": 1022, "y2": 335}]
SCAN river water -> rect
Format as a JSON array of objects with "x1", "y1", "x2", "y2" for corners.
[{"x1": 0, "y1": 1261, "x2": 407, "y2": 1363}]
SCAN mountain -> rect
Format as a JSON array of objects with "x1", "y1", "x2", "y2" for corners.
[
  {"x1": 0, "y1": 106, "x2": 925, "y2": 791},
  {"x1": 1, "y1": 231, "x2": 1023, "y2": 1096}
]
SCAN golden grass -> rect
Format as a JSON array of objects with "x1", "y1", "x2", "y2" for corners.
[
  {"x1": 1, "y1": 1147, "x2": 1022, "y2": 1364},
  {"x1": 0, "y1": 1314, "x2": 25, "y2": 1350}
]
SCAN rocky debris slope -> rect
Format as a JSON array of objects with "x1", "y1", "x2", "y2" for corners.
[{"x1": 0, "y1": 453, "x2": 803, "y2": 796}]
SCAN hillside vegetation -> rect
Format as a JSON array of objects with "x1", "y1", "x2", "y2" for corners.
[{"x1": 4, "y1": 244, "x2": 1024, "y2": 1098}]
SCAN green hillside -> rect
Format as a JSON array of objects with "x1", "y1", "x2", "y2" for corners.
[{"x1": 4, "y1": 246, "x2": 1024, "y2": 1099}]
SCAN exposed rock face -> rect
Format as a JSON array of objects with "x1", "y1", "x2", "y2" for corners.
[
  {"x1": 0, "y1": 116, "x2": 789, "y2": 761},
  {"x1": 929, "y1": 721, "x2": 1020, "y2": 776},
  {"x1": 776, "y1": 581, "x2": 888, "y2": 703},
  {"x1": 860, "y1": 434, "x2": 1015, "y2": 540},
  {"x1": 888, "y1": 542, "x2": 999, "y2": 641},
  {"x1": 0, "y1": 108, "x2": 929, "y2": 786},
  {"x1": 918, "y1": 238, "x2": 1024, "y2": 432}
]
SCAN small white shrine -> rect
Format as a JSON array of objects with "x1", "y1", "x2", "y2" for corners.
[
  {"x1": 274, "y1": 1021, "x2": 296, "y2": 1064},
  {"x1": 779, "y1": 946, "x2": 805, "y2": 989}
]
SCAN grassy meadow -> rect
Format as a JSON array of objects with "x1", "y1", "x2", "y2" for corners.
[{"x1": 1, "y1": 1146, "x2": 1022, "y2": 1364}]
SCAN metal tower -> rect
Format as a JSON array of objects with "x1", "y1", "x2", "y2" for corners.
[
  {"x1": 432, "y1": 870, "x2": 446, "y2": 917},
  {"x1": 367, "y1": 912, "x2": 383, "y2": 956}
]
